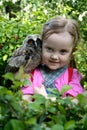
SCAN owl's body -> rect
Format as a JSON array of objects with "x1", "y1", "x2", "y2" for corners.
[{"x1": 5, "y1": 34, "x2": 42, "y2": 73}]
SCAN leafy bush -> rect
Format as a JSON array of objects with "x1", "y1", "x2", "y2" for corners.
[{"x1": 0, "y1": 70, "x2": 87, "y2": 130}]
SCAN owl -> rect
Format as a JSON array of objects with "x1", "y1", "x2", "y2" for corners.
[{"x1": 5, "y1": 34, "x2": 42, "y2": 73}]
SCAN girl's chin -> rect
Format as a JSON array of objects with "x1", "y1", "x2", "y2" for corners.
[{"x1": 47, "y1": 66, "x2": 60, "y2": 70}]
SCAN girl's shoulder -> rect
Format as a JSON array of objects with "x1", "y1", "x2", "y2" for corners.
[
  {"x1": 55, "y1": 67, "x2": 82, "y2": 84},
  {"x1": 55, "y1": 67, "x2": 84, "y2": 97},
  {"x1": 68, "y1": 67, "x2": 82, "y2": 82}
]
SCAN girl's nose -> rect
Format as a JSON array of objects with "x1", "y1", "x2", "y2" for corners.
[{"x1": 50, "y1": 53, "x2": 59, "y2": 60}]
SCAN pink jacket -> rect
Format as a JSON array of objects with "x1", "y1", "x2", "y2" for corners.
[{"x1": 21, "y1": 67, "x2": 85, "y2": 97}]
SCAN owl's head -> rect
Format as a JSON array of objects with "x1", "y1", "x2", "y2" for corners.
[
  {"x1": 22, "y1": 34, "x2": 42, "y2": 61},
  {"x1": 23, "y1": 34, "x2": 42, "y2": 48}
]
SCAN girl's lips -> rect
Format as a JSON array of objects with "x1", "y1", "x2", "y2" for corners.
[{"x1": 49, "y1": 60, "x2": 59, "y2": 64}]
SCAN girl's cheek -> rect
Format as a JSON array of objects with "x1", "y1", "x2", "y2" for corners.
[{"x1": 61, "y1": 57, "x2": 68, "y2": 62}]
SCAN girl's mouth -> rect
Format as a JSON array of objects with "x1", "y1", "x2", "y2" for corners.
[{"x1": 49, "y1": 60, "x2": 59, "y2": 64}]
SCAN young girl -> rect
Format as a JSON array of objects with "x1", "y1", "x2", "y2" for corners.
[{"x1": 21, "y1": 16, "x2": 85, "y2": 101}]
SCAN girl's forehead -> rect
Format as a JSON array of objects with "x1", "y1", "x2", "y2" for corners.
[
  {"x1": 48, "y1": 32, "x2": 73, "y2": 39},
  {"x1": 43, "y1": 32, "x2": 74, "y2": 47}
]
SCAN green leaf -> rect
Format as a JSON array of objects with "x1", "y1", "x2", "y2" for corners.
[
  {"x1": 13, "y1": 80, "x2": 22, "y2": 87},
  {"x1": 3, "y1": 54, "x2": 8, "y2": 61},
  {"x1": 51, "y1": 114, "x2": 66, "y2": 124},
  {"x1": 60, "y1": 85, "x2": 71, "y2": 95},
  {"x1": 58, "y1": 105, "x2": 66, "y2": 114},
  {"x1": 82, "y1": 114, "x2": 87, "y2": 129},
  {"x1": 25, "y1": 117, "x2": 37, "y2": 125},
  {"x1": 3, "y1": 72, "x2": 14, "y2": 81},
  {"x1": 15, "y1": 66, "x2": 30, "y2": 80},
  {"x1": 30, "y1": 124, "x2": 42, "y2": 130},
  {"x1": 64, "y1": 120, "x2": 75, "y2": 130},
  {"x1": 51, "y1": 124, "x2": 64, "y2": 130},
  {"x1": 4, "y1": 119, "x2": 25, "y2": 130},
  {"x1": 77, "y1": 94, "x2": 87, "y2": 105},
  {"x1": 21, "y1": 79, "x2": 31, "y2": 86}
]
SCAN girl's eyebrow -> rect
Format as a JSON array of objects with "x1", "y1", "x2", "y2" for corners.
[
  {"x1": 60, "y1": 48, "x2": 69, "y2": 51},
  {"x1": 60, "y1": 49, "x2": 67, "y2": 51},
  {"x1": 44, "y1": 45, "x2": 53, "y2": 48}
]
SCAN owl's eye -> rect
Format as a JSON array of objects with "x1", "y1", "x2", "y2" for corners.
[
  {"x1": 27, "y1": 39, "x2": 37, "y2": 49},
  {"x1": 27, "y1": 39, "x2": 34, "y2": 44},
  {"x1": 36, "y1": 38, "x2": 42, "y2": 47}
]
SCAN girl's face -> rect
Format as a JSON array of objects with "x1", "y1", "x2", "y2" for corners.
[{"x1": 42, "y1": 32, "x2": 74, "y2": 70}]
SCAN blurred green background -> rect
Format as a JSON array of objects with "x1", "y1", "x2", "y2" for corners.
[{"x1": 0, "y1": 0, "x2": 87, "y2": 87}]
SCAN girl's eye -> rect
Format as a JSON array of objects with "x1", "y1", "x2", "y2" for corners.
[
  {"x1": 46, "y1": 47, "x2": 53, "y2": 52},
  {"x1": 60, "y1": 49, "x2": 67, "y2": 54}
]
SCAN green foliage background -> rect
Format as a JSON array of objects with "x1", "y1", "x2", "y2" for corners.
[
  {"x1": 0, "y1": 0, "x2": 87, "y2": 129},
  {"x1": 0, "y1": 0, "x2": 87, "y2": 86}
]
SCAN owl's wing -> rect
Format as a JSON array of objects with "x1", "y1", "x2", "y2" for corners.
[
  {"x1": 8, "y1": 55, "x2": 26, "y2": 67},
  {"x1": 5, "y1": 65, "x2": 19, "y2": 73},
  {"x1": 5, "y1": 55, "x2": 26, "y2": 73},
  {"x1": 5, "y1": 40, "x2": 27, "y2": 72},
  {"x1": 11, "y1": 43, "x2": 26, "y2": 58}
]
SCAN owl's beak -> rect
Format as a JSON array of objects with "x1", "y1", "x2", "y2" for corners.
[{"x1": 34, "y1": 41, "x2": 37, "y2": 47}]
